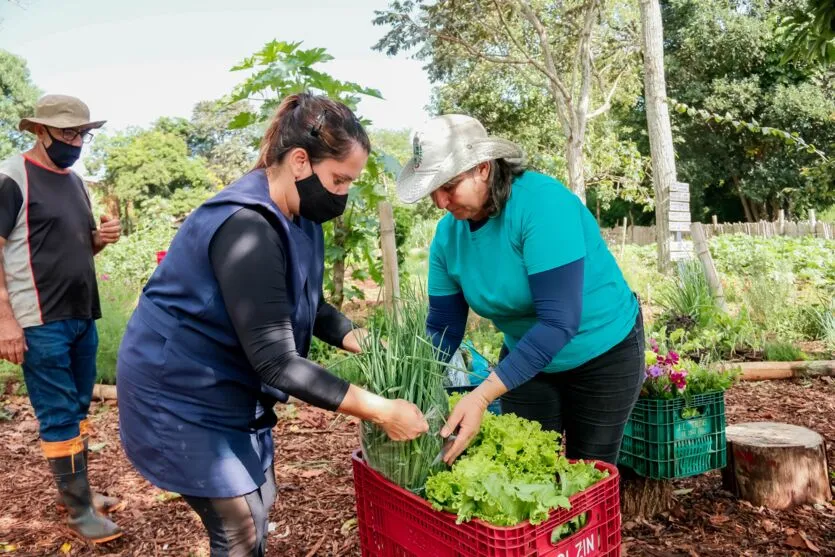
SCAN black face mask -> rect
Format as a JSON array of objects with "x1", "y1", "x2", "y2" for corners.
[
  {"x1": 44, "y1": 129, "x2": 82, "y2": 169},
  {"x1": 295, "y1": 173, "x2": 348, "y2": 224}
]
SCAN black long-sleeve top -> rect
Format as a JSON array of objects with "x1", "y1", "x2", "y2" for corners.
[{"x1": 209, "y1": 208, "x2": 353, "y2": 410}]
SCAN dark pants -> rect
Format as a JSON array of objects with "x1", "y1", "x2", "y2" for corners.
[
  {"x1": 182, "y1": 464, "x2": 277, "y2": 557},
  {"x1": 22, "y1": 319, "x2": 99, "y2": 442},
  {"x1": 500, "y1": 309, "x2": 645, "y2": 464}
]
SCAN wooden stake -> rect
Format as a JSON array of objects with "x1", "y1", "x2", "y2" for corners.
[
  {"x1": 378, "y1": 201, "x2": 400, "y2": 311},
  {"x1": 620, "y1": 216, "x2": 628, "y2": 259},
  {"x1": 691, "y1": 222, "x2": 727, "y2": 311}
]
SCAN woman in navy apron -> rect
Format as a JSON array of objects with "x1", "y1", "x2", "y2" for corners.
[{"x1": 117, "y1": 93, "x2": 428, "y2": 556}]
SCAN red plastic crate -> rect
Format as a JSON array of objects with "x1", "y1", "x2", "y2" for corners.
[{"x1": 352, "y1": 450, "x2": 621, "y2": 557}]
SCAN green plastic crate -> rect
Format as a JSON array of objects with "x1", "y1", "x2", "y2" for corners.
[{"x1": 618, "y1": 391, "x2": 727, "y2": 479}]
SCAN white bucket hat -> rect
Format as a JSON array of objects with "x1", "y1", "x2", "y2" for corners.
[{"x1": 396, "y1": 114, "x2": 525, "y2": 204}]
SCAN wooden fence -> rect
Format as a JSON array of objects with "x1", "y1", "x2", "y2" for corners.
[{"x1": 602, "y1": 219, "x2": 834, "y2": 246}]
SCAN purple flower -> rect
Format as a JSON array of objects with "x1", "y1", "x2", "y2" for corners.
[
  {"x1": 647, "y1": 365, "x2": 664, "y2": 378},
  {"x1": 649, "y1": 338, "x2": 659, "y2": 352},
  {"x1": 668, "y1": 351, "x2": 680, "y2": 365},
  {"x1": 101, "y1": 273, "x2": 110, "y2": 281}
]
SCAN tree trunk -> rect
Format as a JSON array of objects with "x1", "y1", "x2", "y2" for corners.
[
  {"x1": 722, "y1": 423, "x2": 831, "y2": 510},
  {"x1": 750, "y1": 199, "x2": 761, "y2": 222},
  {"x1": 639, "y1": 0, "x2": 678, "y2": 273},
  {"x1": 770, "y1": 198, "x2": 781, "y2": 222},
  {"x1": 331, "y1": 216, "x2": 347, "y2": 311},
  {"x1": 565, "y1": 138, "x2": 586, "y2": 204},
  {"x1": 735, "y1": 178, "x2": 754, "y2": 222}
]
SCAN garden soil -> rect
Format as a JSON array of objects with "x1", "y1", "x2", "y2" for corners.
[{"x1": 1, "y1": 377, "x2": 833, "y2": 556}]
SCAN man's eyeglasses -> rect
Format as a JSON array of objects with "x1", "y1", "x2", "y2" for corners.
[{"x1": 47, "y1": 127, "x2": 95, "y2": 144}]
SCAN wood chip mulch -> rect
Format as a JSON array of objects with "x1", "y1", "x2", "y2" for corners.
[{"x1": 1, "y1": 377, "x2": 833, "y2": 556}]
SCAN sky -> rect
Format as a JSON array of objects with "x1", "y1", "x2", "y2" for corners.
[{"x1": 0, "y1": 0, "x2": 434, "y2": 136}]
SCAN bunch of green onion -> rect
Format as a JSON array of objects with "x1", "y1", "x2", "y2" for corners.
[{"x1": 350, "y1": 295, "x2": 449, "y2": 493}]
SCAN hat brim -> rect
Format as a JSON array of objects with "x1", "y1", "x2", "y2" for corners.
[
  {"x1": 19, "y1": 117, "x2": 106, "y2": 133},
  {"x1": 396, "y1": 138, "x2": 524, "y2": 204}
]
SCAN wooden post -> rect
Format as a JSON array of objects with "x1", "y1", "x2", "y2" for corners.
[
  {"x1": 620, "y1": 216, "x2": 628, "y2": 259},
  {"x1": 691, "y1": 222, "x2": 727, "y2": 311},
  {"x1": 711, "y1": 215, "x2": 718, "y2": 226},
  {"x1": 778, "y1": 209, "x2": 785, "y2": 235},
  {"x1": 378, "y1": 201, "x2": 400, "y2": 311},
  {"x1": 810, "y1": 209, "x2": 817, "y2": 237}
]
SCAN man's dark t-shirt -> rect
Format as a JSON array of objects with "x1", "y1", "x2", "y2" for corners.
[{"x1": 0, "y1": 154, "x2": 100, "y2": 328}]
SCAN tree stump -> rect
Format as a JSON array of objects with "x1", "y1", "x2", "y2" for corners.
[
  {"x1": 619, "y1": 466, "x2": 674, "y2": 520},
  {"x1": 722, "y1": 422, "x2": 832, "y2": 510}
]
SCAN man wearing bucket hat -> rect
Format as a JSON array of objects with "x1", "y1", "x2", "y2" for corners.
[
  {"x1": 0, "y1": 95, "x2": 123, "y2": 543},
  {"x1": 401, "y1": 114, "x2": 645, "y2": 466}
]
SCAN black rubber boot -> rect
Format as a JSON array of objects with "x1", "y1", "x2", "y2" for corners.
[
  {"x1": 43, "y1": 437, "x2": 123, "y2": 544},
  {"x1": 79, "y1": 418, "x2": 125, "y2": 513}
]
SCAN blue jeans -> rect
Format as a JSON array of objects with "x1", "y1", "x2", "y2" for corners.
[{"x1": 22, "y1": 319, "x2": 99, "y2": 442}]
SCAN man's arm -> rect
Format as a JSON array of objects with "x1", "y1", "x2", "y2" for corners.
[{"x1": 0, "y1": 238, "x2": 26, "y2": 364}]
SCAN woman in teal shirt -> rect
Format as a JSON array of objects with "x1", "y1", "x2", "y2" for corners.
[{"x1": 397, "y1": 114, "x2": 644, "y2": 465}]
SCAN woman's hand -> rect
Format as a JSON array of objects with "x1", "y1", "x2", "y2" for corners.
[
  {"x1": 376, "y1": 399, "x2": 429, "y2": 441},
  {"x1": 439, "y1": 390, "x2": 489, "y2": 465}
]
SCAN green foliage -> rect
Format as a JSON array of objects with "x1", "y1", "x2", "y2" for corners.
[
  {"x1": 654, "y1": 0, "x2": 835, "y2": 220},
  {"x1": 187, "y1": 99, "x2": 258, "y2": 185},
  {"x1": 374, "y1": 0, "x2": 643, "y2": 202},
  {"x1": 86, "y1": 129, "x2": 218, "y2": 228},
  {"x1": 464, "y1": 317, "x2": 504, "y2": 367},
  {"x1": 657, "y1": 260, "x2": 716, "y2": 330},
  {"x1": 0, "y1": 49, "x2": 40, "y2": 160},
  {"x1": 805, "y1": 297, "x2": 835, "y2": 351},
  {"x1": 227, "y1": 39, "x2": 389, "y2": 306},
  {"x1": 95, "y1": 220, "x2": 178, "y2": 289},
  {"x1": 763, "y1": 341, "x2": 806, "y2": 362},
  {"x1": 426, "y1": 394, "x2": 607, "y2": 526},
  {"x1": 95, "y1": 277, "x2": 139, "y2": 384},
  {"x1": 369, "y1": 128, "x2": 412, "y2": 169},
  {"x1": 778, "y1": 0, "x2": 835, "y2": 65},
  {"x1": 229, "y1": 40, "x2": 381, "y2": 126},
  {"x1": 820, "y1": 204, "x2": 835, "y2": 223},
  {"x1": 710, "y1": 235, "x2": 835, "y2": 289},
  {"x1": 652, "y1": 312, "x2": 757, "y2": 363}
]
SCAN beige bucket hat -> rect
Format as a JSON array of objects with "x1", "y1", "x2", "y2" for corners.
[
  {"x1": 396, "y1": 114, "x2": 525, "y2": 204},
  {"x1": 18, "y1": 94, "x2": 106, "y2": 133}
]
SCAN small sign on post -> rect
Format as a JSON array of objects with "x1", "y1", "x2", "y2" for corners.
[
  {"x1": 669, "y1": 201, "x2": 690, "y2": 213},
  {"x1": 669, "y1": 221, "x2": 691, "y2": 232},
  {"x1": 669, "y1": 211, "x2": 691, "y2": 222},
  {"x1": 671, "y1": 182, "x2": 690, "y2": 193},
  {"x1": 670, "y1": 191, "x2": 689, "y2": 202}
]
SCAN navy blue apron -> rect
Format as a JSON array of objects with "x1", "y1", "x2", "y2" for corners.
[{"x1": 117, "y1": 169, "x2": 324, "y2": 498}]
